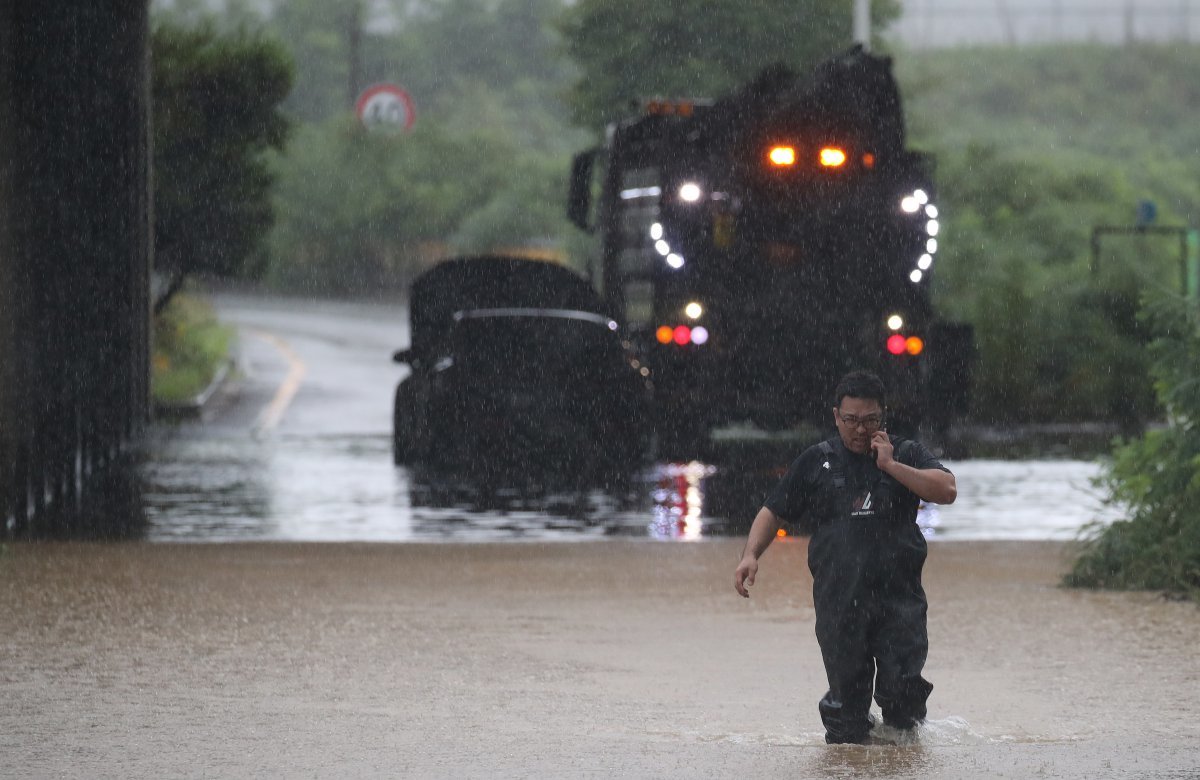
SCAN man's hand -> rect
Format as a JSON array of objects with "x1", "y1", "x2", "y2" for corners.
[
  {"x1": 871, "y1": 430, "x2": 894, "y2": 469},
  {"x1": 871, "y1": 434, "x2": 959, "y2": 504},
  {"x1": 734, "y1": 556, "x2": 758, "y2": 598},
  {"x1": 734, "y1": 507, "x2": 783, "y2": 598}
]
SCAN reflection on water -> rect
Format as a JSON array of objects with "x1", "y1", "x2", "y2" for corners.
[
  {"x1": 142, "y1": 438, "x2": 273, "y2": 539},
  {"x1": 649, "y1": 461, "x2": 716, "y2": 540},
  {"x1": 139, "y1": 428, "x2": 1125, "y2": 543}
]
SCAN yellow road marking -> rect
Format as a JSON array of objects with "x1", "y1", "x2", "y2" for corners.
[{"x1": 247, "y1": 329, "x2": 307, "y2": 435}]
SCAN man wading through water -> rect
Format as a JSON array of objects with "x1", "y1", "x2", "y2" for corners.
[{"x1": 733, "y1": 370, "x2": 957, "y2": 744}]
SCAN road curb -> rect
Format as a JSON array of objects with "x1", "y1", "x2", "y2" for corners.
[{"x1": 153, "y1": 358, "x2": 234, "y2": 420}]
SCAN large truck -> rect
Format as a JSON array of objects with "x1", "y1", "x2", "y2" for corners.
[{"x1": 567, "y1": 46, "x2": 971, "y2": 453}]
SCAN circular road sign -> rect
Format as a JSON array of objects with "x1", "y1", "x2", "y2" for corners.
[{"x1": 355, "y1": 83, "x2": 416, "y2": 134}]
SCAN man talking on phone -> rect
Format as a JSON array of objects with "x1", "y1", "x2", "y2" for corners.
[{"x1": 733, "y1": 370, "x2": 957, "y2": 744}]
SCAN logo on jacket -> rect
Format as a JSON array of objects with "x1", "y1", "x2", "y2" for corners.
[{"x1": 850, "y1": 491, "x2": 875, "y2": 517}]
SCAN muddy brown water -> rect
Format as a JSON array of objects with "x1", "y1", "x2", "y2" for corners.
[{"x1": 2, "y1": 540, "x2": 1197, "y2": 778}]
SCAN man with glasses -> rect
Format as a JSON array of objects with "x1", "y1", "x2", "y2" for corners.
[{"x1": 733, "y1": 370, "x2": 957, "y2": 744}]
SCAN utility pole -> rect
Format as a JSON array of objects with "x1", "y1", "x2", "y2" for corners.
[
  {"x1": 853, "y1": 0, "x2": 870, "y2": 50},
  {"x1": 347, "y1": 1, "x2": 363, "y2": 110}
]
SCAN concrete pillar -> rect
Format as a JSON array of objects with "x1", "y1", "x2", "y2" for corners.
[{"x1": 0, "y1": 0, "x2": 151, "y2": 536}]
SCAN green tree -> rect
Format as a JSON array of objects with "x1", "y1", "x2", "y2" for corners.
[
  {"x1": 560, "y1": 0, "x2": 900, "y2": 128},
  {"x1": 152, "y1": 18, "x2": 293, "y2": 310}
]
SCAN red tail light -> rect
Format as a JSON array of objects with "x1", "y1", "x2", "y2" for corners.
[
  {"x1": 656, "y1": 324, "x2": 710, "y2": 347},
  {"x1": 886, "y1": 333, "x2": 925, "y2": 356}
]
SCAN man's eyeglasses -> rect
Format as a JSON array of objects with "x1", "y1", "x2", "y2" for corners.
[{"x1": 837, "y1": 411, "x2": 884, "y2": 431}]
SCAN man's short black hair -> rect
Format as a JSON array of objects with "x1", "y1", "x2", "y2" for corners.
[{"x1": 834, "y1": 370, "x2": 886, "y2": 409}]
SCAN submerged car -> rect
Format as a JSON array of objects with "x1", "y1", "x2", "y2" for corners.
[{"x1": 392, "y1": 256, "x2": 651, "y2": 486}]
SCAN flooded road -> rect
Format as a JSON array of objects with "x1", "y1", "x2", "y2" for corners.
[
  {"x1": 2, "y1": 541, "x2": 1198, "y2": 778},
  {"x1": 141, "y1": 430, "x2": 1119, "y2": 542},
  {"x1": 138, "y1": 293, "x2": 1121, "y2": 543},
  {"x1": 3, "y1": 294, "x2": 1196, "y2": 777}
]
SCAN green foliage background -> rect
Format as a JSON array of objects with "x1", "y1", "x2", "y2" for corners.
[
  {"x1": 559, "y1": 0, "x2": 900, "y2": 128},
  {"x1": 896, "y1": 45, "x2": 1200, "y2": 425},
  {"x1": 259, "y1": 0, "x2": 590, "y2": 293},
  {"x1": 153, "y1": 1, "x2": 1200, "y2": 427}
]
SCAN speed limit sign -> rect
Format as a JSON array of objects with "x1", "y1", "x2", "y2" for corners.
[{"x1": 355, "y1": 83, "x2": 416, "y2": 134}]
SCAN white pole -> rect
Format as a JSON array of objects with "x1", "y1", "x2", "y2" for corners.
[{"x1": 853, "y1": 0, "x2": 871, "y2": 50}]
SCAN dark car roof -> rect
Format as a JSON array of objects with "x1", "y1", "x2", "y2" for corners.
[
  {"x1": 409, "y1": 256, "x2": 604, "y2": 354},
  {"x1": 454, "y1": 308, "x2": 616, "y2": 327}
]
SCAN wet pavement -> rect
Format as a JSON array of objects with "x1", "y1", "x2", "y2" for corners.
[{"x1": 136, "y1": 293, "x2": 1122, "y2": 544}]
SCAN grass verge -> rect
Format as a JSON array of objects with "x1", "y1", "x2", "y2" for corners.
[{"x1": 152, "y1": 293, "x2": 233, "y2": 406}]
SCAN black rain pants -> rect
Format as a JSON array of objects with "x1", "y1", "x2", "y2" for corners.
[{"x1": 808, "y1": 519, "x2": 934, "y2": 744}]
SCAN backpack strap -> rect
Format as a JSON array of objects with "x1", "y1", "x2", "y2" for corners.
[{"x1": 816, "y1": 439, "x2": 846, "y2": 487}]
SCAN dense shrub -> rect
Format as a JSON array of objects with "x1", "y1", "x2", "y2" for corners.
[{"x1": 1065, "y1": 294, "x2": 1200, "y2": 599}]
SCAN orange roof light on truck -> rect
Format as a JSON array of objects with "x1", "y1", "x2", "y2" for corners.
[
  {"x1": 644, "y1": 99, "x2": 697, "y2": 117},
  {"x1": 768, "y1": 145, "x2": 796, "y2": 166},
  {"x1": 766, "y1": 145, "x2": 849, "y2": 169},
  {"x1": 819, "y1": 146, "x2": 847, "y2": 167}
]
